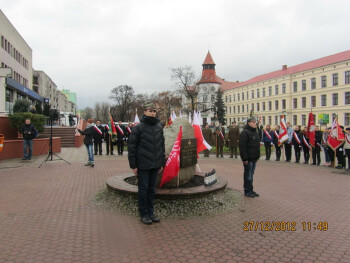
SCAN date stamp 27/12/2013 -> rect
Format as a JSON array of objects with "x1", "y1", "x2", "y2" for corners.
[{"x1": 243, "y1": 221, "x2": 328, "y2": 231}]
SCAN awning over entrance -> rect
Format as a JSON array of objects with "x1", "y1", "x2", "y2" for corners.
[{"x1": 6, "y1": 77, "x2": 44, "y2": 101}]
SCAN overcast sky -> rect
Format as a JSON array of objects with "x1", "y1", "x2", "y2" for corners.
[{"x1": 1, "y1": 0, "x2": 350, "y2": 109}]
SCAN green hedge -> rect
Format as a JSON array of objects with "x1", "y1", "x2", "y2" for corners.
[{"x1": 8, "y1": 113, "x2": 46, "y2": 133}]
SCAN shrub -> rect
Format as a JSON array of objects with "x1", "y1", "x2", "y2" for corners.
[
  {"x1": 8, "y1": 113, "x2": 46, "y2": 133},
  {"x1": 13, "y1": 99, "x2": 31, "y2": 113}
]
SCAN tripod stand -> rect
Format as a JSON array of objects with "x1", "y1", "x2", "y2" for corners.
[{"x1": 39, "y1": 116, "x2": 71, "y2": 168}]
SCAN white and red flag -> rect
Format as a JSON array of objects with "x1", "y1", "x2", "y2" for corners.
[
  {"x1": 278, "y1": 115, "x2": 288, "y2": 146},
  {"x1": 307, "y1": 113, "x2": 315, "y2": 148},
  {"x1": 193, "y1": 111, "x2": 212, "y2": 154},
  {"x1": 327, "y1": 118, "x2": 345, "y2": 150},
  {"x1": 160, "y1": 126, "x2": 182, "y2": 187},
  {"x1": 134, "y1": 113, "x2": 140, "y2": 125}
]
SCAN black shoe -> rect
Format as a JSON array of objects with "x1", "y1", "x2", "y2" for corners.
[
  {"x1": 229, "y1": 156, "x2": 233, "y2": 158},
  {"x1": 252, "y1": 191, "x2": 260, "y2": 197},
  {"x1": 221, "y1": 155, "x2": 223, "y2": 158},
  {"x1": 235, "y1": 156, "x2": 238, "y2": 158},
  {"x1": 28, "y1": 157, "x2": 31, "y2": 160},
  {"x1": 94, "y1": 153, "x2": 97, "y2": 155},
  {"x1": 335, "y1": 165, "x2": 343, "y2": 169},
  {"x1": 99, "y1": 153, "x2": 103, "y2": 155},
  {"x1": 140, "y1": 216, "x2": 152, "y2": 225},
  {"x1": 317, "y1": 163, "x2": 320, "y2": 166},
  {"x1": 245, "y1": 192, "x2": 255, "y2": 198},
  {"x1": 149, "y1": 214, "x2": 160, "y2": 223},
  {"x1": 91, "y1": 163, "x2": 94, "y2": 167},
  {"x1": 295, "y1": 161, "x2": 300, "y2": 163}
]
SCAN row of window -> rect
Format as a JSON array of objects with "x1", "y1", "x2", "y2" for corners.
[
  {"x1": 225, "y1": 72, "x2": 350, "y2": 103},
  {"x1": 226, "y1": 92, "x2": 350, "y2": 114},
  {"x1": 1, "y1": 61, "x2": 29, "y2": 87},
  {"x1": 1, "y1": 35, "x2": 29, "y2": 69},
  {"x1": 228, "y1": 113, "x2": 350, "y2": 127}
]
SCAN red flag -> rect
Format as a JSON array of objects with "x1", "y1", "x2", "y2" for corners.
[
  {"x1": 327, "y1": 119, "x2": 345, "y2": 150},
  {"x1": 307, "y1": 113, "x2": 315, "y2": 148},
  {"x1": 160, "y1": 126, "x2": 182, "y2": 187},
  {"x1": 278, "y1": 115, "x2": 288, "y2": 146},
  {"x1": 193, "y1": 111, "x2": 212, "y2": 154},
  {"x1": 108, "y1": 113, "x2": 117, "y2": 139}
]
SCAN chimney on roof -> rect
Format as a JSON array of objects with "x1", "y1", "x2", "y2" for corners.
[{"x1": 282, "y1": 65, "x2": 287, "y2": 70}]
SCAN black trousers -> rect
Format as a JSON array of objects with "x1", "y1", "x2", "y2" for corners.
[
  {"x1": 345, "y1": 149, "x2": 350, "y2": 169},
  {"x1": 274, "y1": 144, "x2": 281, "y2": 160},
  {"x1": 312, "y1": 147, "x2": 321, "y2": 164},
  {"x1": 303, "y1": 146, "x2": 310, "y2": 163},
  {"x1": 94, "y1": 141, "x2": 102, "y2": 155},
  {"x1": 230, "y1": 147, "x2": 238, "y2": 157},
  {"x1": 294, "y1": 144, "x2": 301, "y2": 162},
  {"x1": 138, "y1": 168, "x2": 158, "y2": 217},
  {"x1": 264, "y1": 142, "x2": 271, "y2": 160},
  {"x1": 204, "y1": 149, "x2": 210, "y2": 156},
  {"x1": 216, "y1": 146, "x2": 223, "y2": 157},
  {"x1": 105, "y1": 138, "x2": 114, "y2": 154},
  {"x1": 117, "y1": 140, "x2": 124, "y2": 154},
  {"x1": 284, "y1": 143, "x2": 292, "y2": 161},
  {"x1": 336, "y1": 147, "x2": 345, "y2": 166}
]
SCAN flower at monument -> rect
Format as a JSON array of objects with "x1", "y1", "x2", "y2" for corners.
[{"x1": 160, "y1": 126, "x2": 182, "y2": 187}]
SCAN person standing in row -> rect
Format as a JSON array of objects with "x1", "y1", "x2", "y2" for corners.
[
  {"x1": 284, "y1": 122, "x2": 293, "y2": 162},
  {"x1": 125, "y1": 122, "x2": 133, "y2": 146},
  {"x1": 273, "y1": 125, "x2": 281, "y2": 161},
  {"x1": 239, "y1": 117, "x2": 261, "y2": 198},
  {"x1": 116, "y1": 120, "x2": 126, "y2": 156},
  {"x1": 322, "y1": 127, "x2": 331, "y2": 166},
  {"x1": 104, "y1": 124, "x2": 114, "y2": 155},
  {"x1": 93, "y1": 120, "x2": 104, "y2": 155},
  {"x1": 20, "y1": 118, "x2": 37, "y2": 161},
  {"x1": 312, "y1": 126, "x2": 323, "y2": 165},
  {"x1": 262, "y1": 125, "x2": 273, "y2": 161},
  {"x1": 292, "y1": 125, "x2": 302, "y2": 163},
  {"x1": 215, "y1": 123, "x2": 225, "y2": 158},
  {"x1": 128, "y1": 102, "x2": 165, "y2": 225},
  {"x1": 301, "y1": 127, "x2": 311, "y2": 164},
  {"x1": 344, "y1": 127, "x2": 350, "y2": 171},
  {"x1": 228, "y1": 122, "x2": 240, "y2": 158},
  {"x1": 78, "y1": 118, "x2": 99, "y2": 167},
  {"x1": 202, "y1": 123, "x2": 212, "y2": 157}
]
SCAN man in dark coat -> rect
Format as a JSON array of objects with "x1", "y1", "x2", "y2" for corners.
[
  {"x1": 116, "y1": 120, "x2": 126, "y2": 155},
  {"x1": 93, "y1": 120, "x2": 104, "y2": 155},
  {"x1": 20, "y1": 118, "x2": 37, "y2": 160},
  {"x1": 262, "y1": 124, "x2": 273, "y2": 160},
  {"x1": 273, "y1": 125, "x2": 281, "y2": 161},
  {"x1": 77, "y1": 118, "x2": 99, "y2": 167},
  {"x1": 239, "y1": 117, "x2": 261, "y2": 198},
  {"x1": 202, "y1": 123, "x2": 212, "y2": 157},
  {"x1": 228, "y1": 122, "x2": 240, "y2": 158},
  {"x1": 128, "y1": 102, "x2": 165, "y2": 225},
  {"x1": 215, "y1": 123, "x2": 225, "y2": 158},
  {"x1": 292, "y1": 125, "x2": 302, "y2": 163},
  {"x1": 301, "y1": 127, "x2": 311, "y2": 164},
  {"x1": 312, "y1": 126, "x2": 323, "y2": 165}
]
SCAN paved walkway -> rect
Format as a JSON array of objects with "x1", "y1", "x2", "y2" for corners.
[{"x1": 0, "y1": 146, "x2": 349, "y2": 263}]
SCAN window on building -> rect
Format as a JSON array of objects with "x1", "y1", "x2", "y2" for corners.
[
  {"x1": 345, "y1": 113, "x2": 350, "y2": 126},
  {"x1": 17, "y1": 93, "x2": 24, "y2": 100},
  {"x1": 225, "y1": 96, "x2": 227, "y2": 103},
  {"x1": 345, "y1": 71, "x2": 350, "y2": 84},
  {"x1": 321, "y1": 76, "x2": 327, "y2": 88},
  {"x1": 242, "y1": 92, "x2": 244, "y2": 100},
  {"x1": 282, "y1": 99, "x2": 286, "y2": 109},
  {"x1": 233, "y1": 94, "x2": 235, "y2": 102},
  {"x1": 275, "y1": 116, "x2": 278, "y2": 125},
  {"x1": 238, "y1": 105, "x2": 240, "y2": 113},
  {"x1": 251, "y1": 103, "x2": 254, "y2": 111},
  {"x1": 282, "y1": 83, "x2": 286, "y2": 94},
  {"x1": 311, "y1": 96, "x2": 316, "y2": 107},
  {"x1": 229, "y1": 106, "x2": 231, "y2": 114},
  {"x1": 275, "y1": 100, "x2": 279, "y2": 110},
  {"x1": 293, "y1": 115, "x2": 297, "y2": 125},
  {"x1": 233, "y1": 106, "x2": 236, "y2": 113},
  {"x1": 293, "y1": 81, "x2": 297, "y2": 92},
  {"x1": 257, "y1": 103, "x2": 260, "y2": 111},
  {"x1": 302, "y1": 115, "x2": 306, "y2": 126},
  {"x1": 275, "y1": 85, "x2": 279, "y2": 95},
  {"x1": 246, "y1": 91, "x2": 249, "y2": 100},
  {"x1": 302, "y1": 97, "x2": 306, "y2": 108},
  {"x1": 229, "y1": 95, "x2": 231, "y2": 102},
  {"x1": 345, "y1": 92, "x2": 350, "y2": 104},
  {"x1": 246, "y1": 104, "x2": 249, "y2": 113},
  {"x1": 268, "y1": 101, "x2": 272, "y2": 110},
  {"x1": 238, "y1": 117, "x2": 240, "y2": 122},
  {"x1": 268, "y1": 116, "x2": 272, "y2": 125},
  {"x1": 302, "y1": 80, "x2": 306, "y2": 91},
  {"x1": 321, "y1": 95, "x2": 327, "y2": 106},
  {"x1": 262, "y1": 116, "x2": 266, "y2": 125},
  {"x1": 293, "y1": 98, "x2": 298, "y2": 109},
  {"x1": 332, "y1": 93, "x2": 338, "y2": 106},
  {"x1": 242, "y1": 104, "x2": 244, "y2": 113},
  {"x1": 1, "y1": 35, "x2": 4, "y2": 49},
  {"x1": 238, "y1": 93, "x2": 240, "y2": 101},
  {"x1": 257, "y1": 89, "x2": 260, "y2": 98},
  {"x1": 262, "y1": 102, "x2": 266, "y2": 111},
  {"x1": 251, "y1": 90, "x2": 254, "y2": 99},
  {"x1": 6, "y1": 88, "x2": 13, "y2": 103},
  {"x1": 333, "y1": 73, "x2": 338, "y2": 86},
  {"x1": 268, "y1": 86, "x2": 272, "y2": 96},
  {"x1": 262, "y1": 88, "x2": 266, "y2": 97},
  {"x1": 311, "y1": 78, "x2": 316, "y2": 89}
]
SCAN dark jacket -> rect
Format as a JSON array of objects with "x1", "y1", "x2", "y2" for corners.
[
  {"x1": 273, "y1": 130, "x2": 280, "y2": 145},
  {"x1": 262, "y1": 129, "x2": 273, "y2": 143},
  {"x1": 215, "y1": 127, "x2": 226, "y2": 147},
  {"x1": 128, "y1": 115, "x2": 165, "y2": 170},
  {"x1": 20, "y1": 124, "x2": 37, "y2": 140},
  {"x1": 315, "y1": 130, "x2": 323, "y2": 148},
  {"x1": 93, "y1": 125, "x2": 104, "y2": 143},
  {"x1": 228, "y1": 126, "x2": 240, "y2": 147},
  {"x1": 239, "y1": 124, "x2": 261, "y2": 162},
  {"x1": 202, "y1": 127, "x2": 212, "y2": 145},
  {"x1": 116, "y1": 124, "x2": 126, "y2": 141},
  {"x1": 292, "y1": 130, "x2": 302, "y2": 146},
  {"x1": 78, "y1": 124, "x2": 98, "y2": 145}
]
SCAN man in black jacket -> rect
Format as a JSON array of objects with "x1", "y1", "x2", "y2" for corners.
[
  {"x1": 128, "y1": 102, "x2": 165, "y2": 225},
  {"x1": 312, "y1": 126, "x2": 323, "y2": 165},
  {"x1": 93, "y1": 120, "x2": 104, "y2": 155},
  {"x1": 239, "y1": 117, "x2": 261, "y2": 198},
  {"x1": 77, "y1": 118, "x2": 99, "y2": 167},
  {"x1": 20, "y1": 118, "x2": 37, "y2": 160},
  {"x1": 116, "y1": 120, "x2": 126, "y2": 155}
]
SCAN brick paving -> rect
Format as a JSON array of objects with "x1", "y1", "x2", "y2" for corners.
[{"x1": 0, "y1": 146, "x2": 349, "y2": 263}]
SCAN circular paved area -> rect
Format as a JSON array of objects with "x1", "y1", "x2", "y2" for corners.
[{"x1": 0, "y1": 147, "x2": 349, "y2": 263}]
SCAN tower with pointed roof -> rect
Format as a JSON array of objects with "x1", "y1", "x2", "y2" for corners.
[{"x1": 198, "y1": 51, "x2": 222, "y2": 84}]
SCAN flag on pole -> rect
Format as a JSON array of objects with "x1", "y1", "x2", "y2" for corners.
[
  {"x1": 108, "y1": 112, "x2": 117, "y2": 138},
  {"x1": 327, "y1": 118, "x2": 345, "y2": 150},
  {"x1": 134, "y1": 113, "x2": 140, "y2": 125},
  {"x1": 193, "y1": 110, "x2": 212, "y2": 154},
  {"x1": 307, "y1": 112, "x2": 315, "y2": 148},
  {"x1": 278, "y1": 115, "x2": 288, "y2": 146},
  {"x1": 160, "y1": 126, "x2": 182, "y2": 187}
]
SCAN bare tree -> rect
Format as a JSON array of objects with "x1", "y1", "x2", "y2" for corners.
[
  {"x1": 170, "y1": 65, "x2": 198, "y2": 113},
  {"x1": 153, "y1": 91, "x2": 181, "y2": 123},
  {"x1": 94, "y1": 102, "x2": 110, "y2": 123},
  {"x1": 94, "y1": 103, "x2": 102, "y2": 121},
  {"x1": 109, "y1": 85, "x2": 136, "y2": 121},
  {"x1": 80, "y1": 107, "x2": 94, "y2": 120}
]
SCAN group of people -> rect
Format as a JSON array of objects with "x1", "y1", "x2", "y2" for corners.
[{"x1": 77, "y1": 119, "x2": 134, "y2": 167}]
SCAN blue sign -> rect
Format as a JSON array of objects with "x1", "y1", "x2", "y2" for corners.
[{"x1": 6, "y1": 77, "x2": 44, "y2": 101}]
